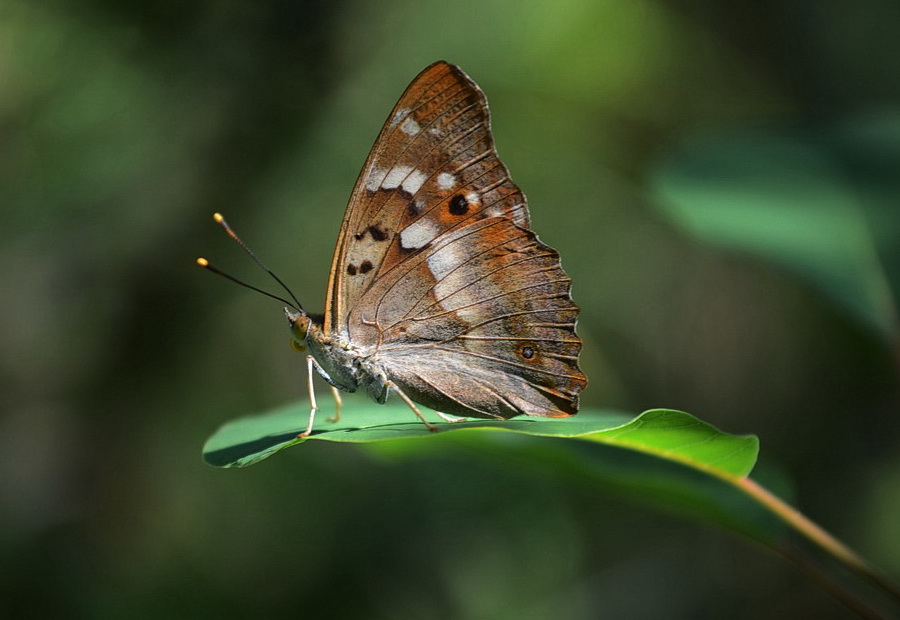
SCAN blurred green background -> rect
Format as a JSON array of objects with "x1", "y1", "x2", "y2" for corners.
[{"x1": 2, "y1": 0, "x2": 899, "y2": 617}]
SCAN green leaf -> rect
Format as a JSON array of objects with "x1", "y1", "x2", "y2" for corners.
[
  {"x1": 202, "y1": 402, "x2": 757, "y2": 479},
  {"x1": 200, "y1": 401, "x2": 900, "y2": 611},
  {"x1": 579, "y1": 408, "x2": 758, "y2": 478},
  {"x1": 202, "y1": 401, "x2": 770, "y2": 542}
]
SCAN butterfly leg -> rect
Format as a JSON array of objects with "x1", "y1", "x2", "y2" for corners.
[
  {"x1": 386, "y1": 381, "x2": 439, "y2": 432},
  {"x1": 299, "y1": 355, "x2": 320, "y2": 438},
  {"x1": 327, "y1": 386, "x2": 342, "y2": 423}
]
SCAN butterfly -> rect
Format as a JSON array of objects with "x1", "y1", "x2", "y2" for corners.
[{"x1": 206, "y1": 61, "x2": 587, "y2": 436}]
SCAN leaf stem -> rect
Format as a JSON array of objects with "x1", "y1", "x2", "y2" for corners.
[{"x1": 738, "y1": 476, "x2": 900, "y2": 608}]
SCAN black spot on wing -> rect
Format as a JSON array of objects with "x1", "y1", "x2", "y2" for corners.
[
  {"x1": 354, "y1": 224, "x2": 389, "y2": 242},
  {"x1": 367, "y1": 225, "x2": 388, "y2": 241},
  {"x1": 449, "y1": 194, "x2": 469, "y2": 216}
]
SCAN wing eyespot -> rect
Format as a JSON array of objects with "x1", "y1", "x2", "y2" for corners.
[{"x1": 449, "y1": 194, "x2": 469, "y2": 216}]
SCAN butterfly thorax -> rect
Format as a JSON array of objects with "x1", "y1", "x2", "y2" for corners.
[{"x1": 286, "y1": 308, "x2": 390, "y2": 402}]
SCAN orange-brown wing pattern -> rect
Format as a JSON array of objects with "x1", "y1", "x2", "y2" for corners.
[{"x1": 324, "y1": 61, "x2": 530, "y2": 334}]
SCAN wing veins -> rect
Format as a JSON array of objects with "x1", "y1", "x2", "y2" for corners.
[
  {"x1": 456, "y1": 335, "x2": 581, "y2": 343},
  {"x1": 416, "y1": 269, "x2": 568, "y2": 320},
  {"x1": 427, "y1": 345, "x2": 581, "y2": 380},
  {"x1": 414, "y1": 260, "x2": 560, "y2": 322},
  {"x1": 389, "y1": 226, "x2": 543, "y2": 325},
  {"x1": 370, "y1": 219, "x2": 504, "y2": 321},
  {"x1": 404, "y1": 290, "x2": 573, "y2": 324},
  {"x1": 452, "y1": 149, "x2": 493, "y2": 175},
  {"x1": 360, "y1": 116, "x2": 488, "y2": 228},
  {"x1": 447, "y1": 308, "x2": 574, "y2": 334},
  {"x1": 358, "y1": 87, "x2": 479, "y2": 225}
]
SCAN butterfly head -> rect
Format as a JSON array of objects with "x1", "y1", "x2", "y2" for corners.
[{"x1": 285, "y1": 308, "x2": 311, "y2": 353}]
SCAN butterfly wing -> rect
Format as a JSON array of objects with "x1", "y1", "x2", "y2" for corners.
[
  {"x1": 324, "y1": 61, "x2": 585, "y2": 418},
  {"x1": 324, "y1": 61, "x2": 530, "y2": 336},
  {"x1": 351, "y1": 216, "x2": 586, "y2": 419}
]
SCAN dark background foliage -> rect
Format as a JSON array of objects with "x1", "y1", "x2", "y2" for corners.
[{"x1": 2, "y1": 0, "x2": 898, "y2": 617}]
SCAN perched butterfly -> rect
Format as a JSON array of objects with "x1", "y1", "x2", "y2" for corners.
[{"x1": 202, "y1": 61, "x2": 586, "y2": 436}]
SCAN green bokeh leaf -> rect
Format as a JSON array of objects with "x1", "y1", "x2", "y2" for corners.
[{"x1": 651, "y1": 124, "x2": 899, "y2": 338}]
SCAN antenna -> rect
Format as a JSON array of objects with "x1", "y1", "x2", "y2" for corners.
[{"x1": 197, "y1": 213, "x2": 306, "y2": 314}]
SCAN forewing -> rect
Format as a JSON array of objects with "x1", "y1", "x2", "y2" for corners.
[{"x1": 324, "y1": 61, "x2": 530, "y2": 334}]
